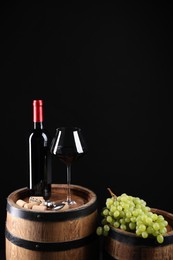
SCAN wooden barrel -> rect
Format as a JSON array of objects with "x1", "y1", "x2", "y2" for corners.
[
  {"x1": 5, "y1": 184, "x2": 99, "y2": 260},
  {"x1": 104, "y1": 208, "x2": 173, "y2": 260}
]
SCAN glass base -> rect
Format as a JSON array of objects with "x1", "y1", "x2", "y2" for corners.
[{"x1": 65, "y1": 199, "x2": 77, "y2": 205}]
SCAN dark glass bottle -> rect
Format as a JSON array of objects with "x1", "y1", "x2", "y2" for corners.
[{"x1": 29, "y1": 100, "x2": 52, "y2": 199}]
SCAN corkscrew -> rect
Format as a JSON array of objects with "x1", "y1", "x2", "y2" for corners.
[{"x1": 44, "y1": 200, "x2": 66, "y2": 210}]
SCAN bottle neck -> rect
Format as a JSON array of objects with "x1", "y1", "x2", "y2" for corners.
[{"x1": 33, "y1": 122, "x2": 44, "y2": 129}]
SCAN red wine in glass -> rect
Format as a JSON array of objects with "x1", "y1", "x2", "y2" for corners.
[{"x1": 50, "y1": 126, "x2": 87, "y2": 205}]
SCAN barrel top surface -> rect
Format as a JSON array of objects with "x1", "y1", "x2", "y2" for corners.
[{"x1": 6, "y1": 184, "x2": 98, "y2": 221}]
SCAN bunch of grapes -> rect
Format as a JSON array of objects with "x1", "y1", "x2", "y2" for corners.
[{"x1": 96, "y1": 188, "x2": 168, "y2": 244}]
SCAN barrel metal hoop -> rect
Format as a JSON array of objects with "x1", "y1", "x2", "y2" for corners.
[
  {"x1": 109, "y1": 228, "x2": 173, "y2": 246},
  {"x1": 5, "y1": 228, "x2": 97, "y2": 252},
  {"x1": 6, "y1": 200, "x2": 97, "y2": 222}
]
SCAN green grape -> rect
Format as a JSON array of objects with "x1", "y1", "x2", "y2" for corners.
[
  {"x1": 152, "y1": 213, "x2": 158, "y2": 221},
  {"x1": 163, "y1": 220, "x2": 168, "y2": 226},
  {"x1": 142, "y1": 231, "x2": 148, "y2": 238},
  {"x1": 157, "y1": 215, "x2": 164, "y2": 222},
  {"x1": 106, "y1": 198, "x2": 114, "y2": 205},
  {"x1": 104, "y1": 224, "x2": 110, "y2": 232},
  {"x1": 102, "y1": 208, "x2": 109, "y2": 216},
  {"x1": 119, "y1": 211, "x2": 125, "y2": 218},
  {"x1": 133, "y1": 197, "x2": 141, "y2": 205},
  {"x1": 113, "y1": 210, "x2": 120, "y2": 218},
  {"x1": 159, "y1": 222, "x2": 167, "y2": 229},
  {"x1": 138, "y1": 224, "x2": 146, "y2": 232},
  {"x1": 113, "y1": 221, "x2": 120, "y2": 228},
  {"x1": 117, "y1": 196, "x2": 121, "y2": 202},
  {"x1": 120, "y1": 193, "x2": 128, "y2": 200},
  {"x1": 117, "y1": 205, "x2": 122, "y2": 211},
  {"x1": 130, "y1": 216, "x2": 136, "y2": 223},
  {"x1": 132, "y1": 209, "x2": 139, "y2": 217},
  {"x1": 153, "y1": 223, "x2": 160, "y2": 231},
  {"x1": 124, "y1": 217, "x2": 130, "y2": 223},
  {"x1": 145, "y1": 217, "x2": 152, "y2": 225},
  {"x1": 143, "y1": 205, "x2": 150, "y2": 211},
  {"x1": 129, "y1": 222, "x2": 136, "y2": 230},
  {"x1": 110, "y1": 205, "x2": 116, "y2": 213},
  {"x1": 101, "y1": 218, "x2": 107, "y2": 225},
  {"x1": 129, "y1": 206, "x2": 135, "y2": 212},
  {"x1": 107, "y1": 215, "x2": 113, "y2": 223},
  {"x1": 119, "y1": 218, "x2": 125, "y2": 224},
  {"x1": 113, "y1": 202, "x2": 118, "y2": 207},
  {"x1": 126, "y1": 211, "x2": 132, "y2": 218},
  {"x1": 146, "y1": 226, "x2": 154, "y2": 234},
  {"x1": 106, "y1": 198, "x2": 114, "y2": 209},
  {"x1": 146, "y1": 211, "x2": 153, "y2": 217},
  {"x1": 160, "y1": 227, "x2": 167, "y2": 235},
  {"x1": 140, "y1": 199, "x2": 147, "y2": 206},
  {"x1": 108, "y1": 211, "x2": 114, "y2": 217},
  {"x1": 120, "y1": 224, "x2": 127, "y2": 230},
  {"x1": 123, "y1": 203, "x2": 129, "y2": 210},
  {"x1": 96, "y1": 226, "x2": 103, "y2": 236},
  {"x1": 140, "y1": 214, "x2": 147, "y2": 223},
  {"x1": 136, "y1": 229, "x2": 142, "y2": 236},
  {"x1": 157, "y1": 234, "x2": 164, "y2": 243}
]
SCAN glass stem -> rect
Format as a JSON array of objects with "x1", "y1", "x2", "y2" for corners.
[{"x1": 66, "y1": 164, "x2": 72, "y2": 203}]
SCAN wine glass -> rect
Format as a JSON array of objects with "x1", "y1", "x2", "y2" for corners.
[{"x1": 50, "y1": 126, "x2": 87, "y2": 205}]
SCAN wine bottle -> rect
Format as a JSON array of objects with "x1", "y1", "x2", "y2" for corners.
[{"x1": 29, "y1": 99, "x2": 52, "y2": 199}]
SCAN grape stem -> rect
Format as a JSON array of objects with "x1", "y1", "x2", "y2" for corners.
[{"x1": 107, "y1": 188, "x2": 117, "y2": 199}]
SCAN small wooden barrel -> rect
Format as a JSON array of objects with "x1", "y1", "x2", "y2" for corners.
[
  {"x1": 5, "y1": 184, "x2": 98, "y2": 260},
  {"x1": 104, "y1": 208, "x2": 173, "y2": 260}
]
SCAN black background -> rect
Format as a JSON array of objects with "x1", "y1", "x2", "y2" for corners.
[{"x1": 0, "y1": 2, "x2": 171, "y2": 255}]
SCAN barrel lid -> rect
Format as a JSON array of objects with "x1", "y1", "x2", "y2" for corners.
[{"x1": 6, "y1": 185, "x2": 98, "y2": 222}]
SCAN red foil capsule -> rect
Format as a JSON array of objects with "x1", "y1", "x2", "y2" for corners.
[{"x1": 33, "y1": 100, "x2": 43, "y2": 122}]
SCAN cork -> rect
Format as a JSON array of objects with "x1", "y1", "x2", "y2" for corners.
[
  {"x1": 29, "y1": 196, "x2": 45, "y2": 204},
  {"x1": 24, "y1": 202, "x2": 39, "y2": 209},
  {"x1": 32, "y1": 205, "x2": 47, "y2": 211},
  {"x1": 16, "y1": 199, "x2": 27, "y2": 208}
]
